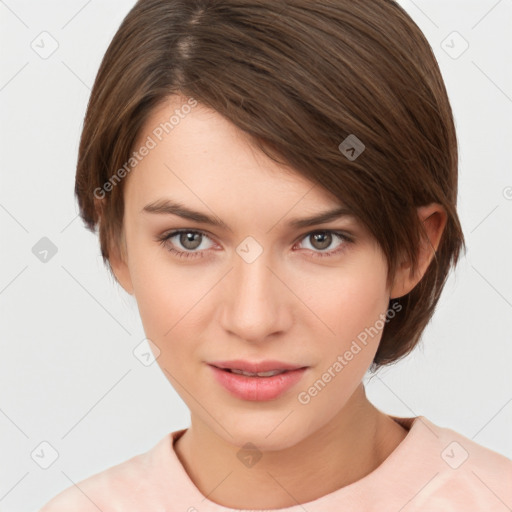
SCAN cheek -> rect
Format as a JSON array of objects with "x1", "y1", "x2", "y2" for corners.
[
  {"x1": 297, "y1": 263, "x2": 389, "y2": 411},
  {"x1": 302, "y1": 256, "x2": 390, "y2": 347},
  {"x1": 128, "y1": 245, "x2": 215, "y2": 352}
]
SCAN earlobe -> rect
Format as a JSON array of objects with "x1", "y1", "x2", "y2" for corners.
[{"x1": 389, "y1": 203, "x2": 447, "y2": 299}]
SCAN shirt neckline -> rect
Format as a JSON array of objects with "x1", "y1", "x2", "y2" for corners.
[{"x1": 163, "y1": 415, "x2": 438, "y2": 511}]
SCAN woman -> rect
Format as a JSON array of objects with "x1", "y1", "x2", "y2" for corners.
[{"x1": 40, "y1": 0, "x2": 512, "y2": 510}]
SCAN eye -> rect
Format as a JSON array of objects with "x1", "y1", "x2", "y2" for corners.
[
  {"x1": 156, "y1": 229, "x2": 353, "y2": 260},
  {"x1": 294, "y1": 230, "x2": 352, "y2": 258},
  {"x1": 157, "y1": 229, "x2": 215, "y2": 259}
]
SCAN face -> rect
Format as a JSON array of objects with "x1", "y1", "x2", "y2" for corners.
[{"x1": 114, "y1": 95, "x2": 396, "y2": 450}]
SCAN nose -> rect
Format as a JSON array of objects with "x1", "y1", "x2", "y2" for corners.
[{"x1": 219, "y1": 246, "x2": 293, "y2": 343}]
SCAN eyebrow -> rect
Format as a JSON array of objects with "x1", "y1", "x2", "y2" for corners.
[{"x1": 141, "y1": 198, "x2": 355, "y2": 230}]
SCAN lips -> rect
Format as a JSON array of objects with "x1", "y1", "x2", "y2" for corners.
[{"x1": 208, "y1": 363, "x2": 308, "y2": 401}]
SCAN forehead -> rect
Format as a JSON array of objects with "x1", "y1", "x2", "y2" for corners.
[{"x1": 125, "y1": 95, "x2": 352, "y2": 227}]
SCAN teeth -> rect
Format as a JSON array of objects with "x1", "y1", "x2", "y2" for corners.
[{"x1": 229, "y1": 369, "x2": 287, "y2": 377}]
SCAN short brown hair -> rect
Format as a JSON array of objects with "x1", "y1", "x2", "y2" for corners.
[{"x1": 75, "y1": 0, "x2": 466, "y2": 368}]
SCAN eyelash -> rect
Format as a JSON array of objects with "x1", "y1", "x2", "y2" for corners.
[{"x1": 156, "y1": 229, "x2": 353, "y2": 260}]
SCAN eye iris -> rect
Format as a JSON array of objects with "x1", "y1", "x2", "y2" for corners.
[
  {"x1": 180, "y1": 232, "x2": 202, "y2": 250},
  {"x1": 311, "y1": 232, "x2": 332, "y2": 250}
]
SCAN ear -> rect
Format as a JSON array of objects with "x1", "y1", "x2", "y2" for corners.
[
  {"x1": 389, "y1": 203, "x2": 447, "y2": 299},
  {"x1": 108, "y1": 233, "x2": 135, "y2": 296}
]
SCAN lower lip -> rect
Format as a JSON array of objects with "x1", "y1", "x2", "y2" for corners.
[{"x1": 209, "y1": 365, "x2": 307, "y2": 401}]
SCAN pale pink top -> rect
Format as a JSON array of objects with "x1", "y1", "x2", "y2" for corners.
[{"x1": 39, "y1": 416, "x2": 512, "y2": 511}]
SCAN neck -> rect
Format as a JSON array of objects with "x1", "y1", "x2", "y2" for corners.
[{"x1": 174, "y1": 384, "x2": 408, "y2": 509}]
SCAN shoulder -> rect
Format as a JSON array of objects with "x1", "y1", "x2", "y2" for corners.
[
  {"x1": 425, "y1": 416, "x2": 512, "y2": 474},
  {"x1": 408, "y1": 416, "x2": 512, "y2": 510},
  {"x1": 38, "y1": 435, "x2": 172, "y2": 511}
]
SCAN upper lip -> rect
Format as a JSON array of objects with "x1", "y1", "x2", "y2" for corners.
[{"x1": 209, "y1": 360, "x2": 307, "y2": 373}]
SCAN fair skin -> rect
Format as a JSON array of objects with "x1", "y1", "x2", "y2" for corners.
[{"x1": 106, "y1": 95, "x2": 446, "y2": 509}]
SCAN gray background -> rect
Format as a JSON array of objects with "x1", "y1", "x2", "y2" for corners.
[{"x1": 1, "y1": 1, "x2": 511, "y2": 510}]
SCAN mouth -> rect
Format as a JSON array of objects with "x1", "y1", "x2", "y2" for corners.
[
  {"x1": 207, "y1": 362, "x2": 309, "y2": 401},
  {"x1": 208, "y1": 359, "x2": 308, "y2": 377},
  {"x1": 214, "y1": 367, "x2": 291, "y2": 378}
]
